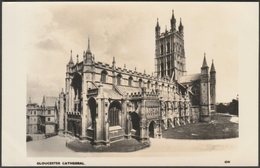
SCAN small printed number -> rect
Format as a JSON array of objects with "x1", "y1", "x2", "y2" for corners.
[{"x1": 224, "y1": 160, "x2": 230, "y2": 164}]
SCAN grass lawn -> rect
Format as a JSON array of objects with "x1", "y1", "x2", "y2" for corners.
[
  {"x1": 66, "y1": 113, "x2": 238, "y2": 152},
  {"x1": 162, "y1": 113, "x2": 238, "y2": 139}
]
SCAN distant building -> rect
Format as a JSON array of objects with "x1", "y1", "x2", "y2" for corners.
[
  {"x1": 26, "y1": 96, "x2": 59, "y2": 136},
  {"x1": 40, "y1": 96, "x2": 59, "y2": 135},
  {"x1": 26, "y1": 98, "x2": 42, "y2": 134}
]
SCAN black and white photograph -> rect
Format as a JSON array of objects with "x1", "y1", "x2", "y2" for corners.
[{"x1": 2, "y1": 2, "x2": 259, "y2": 167}]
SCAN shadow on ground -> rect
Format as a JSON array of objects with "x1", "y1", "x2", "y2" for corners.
[
  {"x1": 162, "y1": 113, "x2": 238, "y2": 140},
  {"x1": 67, "y1": 138, "x2": 150, "y2": 152}
]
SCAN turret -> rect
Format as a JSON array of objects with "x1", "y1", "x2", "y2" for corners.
[
  {"x1": 200, "y1": 53, "x2": 211, "y2": 122},
  {"x1": 58, "y1": 88, "x2": 65, "y2": 135},
  {"x1": 66, "y1": 50, "x2": 74, "y2": 73},
  {"x1": 170, "y1": 10, "x2": 176, "y2": 31},
  {"x1": 210, "y1": 60, "x2": 216, "y2": 111},
  {"x1": 178, "y1": 18, "x2": 184, "y2": 35},
  {"x1": 112, "y1": 57, "x2": 116, "y2": 84},
  {"x1": 155, "y1": 18, "x2": 161, "y2": 38}
]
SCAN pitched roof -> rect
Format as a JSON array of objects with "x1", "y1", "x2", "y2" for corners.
[
  {"x1": 179, "y1": 73, "x2": 200, "y2": 84},
  {"x1": 116, "y1": 85, "x2": 142, "y2": 96},
  {"x1": 103, "y1": 88, "x2": 122, "y2": 100}
]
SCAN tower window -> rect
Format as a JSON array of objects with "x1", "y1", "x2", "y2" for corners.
[
  {"x1": 101, "y1": 70, "x2": 108, "y2": 83},
  {"x1": 161, "y1": 62, "x2": 164, "y2": 77},
  {"x1": 167, "y1": 61, "x2": 171, "y2": 76},
  {"x1": 167, "y1": 42, "x2": 170, "y2": 53},
  {"x1": 161, "y1": 44, "x2": 163, "y2": 55}
]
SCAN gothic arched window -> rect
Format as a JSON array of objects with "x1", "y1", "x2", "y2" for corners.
[
  {"x1": 139, "y1": 79, "x2": 142, "y2": 88},
  {"x1": 161, "y1": 62, "x2": 164, "y2": 77},
  {"x1": 109, "y1": 101, "x2": 122, "y2": 127},
  {"x1": 155, "y1": 82, "x2": 158, "y2": 89},
  {"x1": 128, "y1": 76, "x2": 133, "y2": 86},
  {"x1": 161, "y1": 44, "x2": 163, "y2": 55},
  {"x1": 167, "y1": 61, "x2": 171, "y2": 76},
  {"x1": 100, "y1": 70, "x2": 108, "y2": 83},
  {"x1": 167, "y1": 42, "x2": 170, "y2": 53},
  {"x1": 117, "y1": 74, "x2": 122, "y2": 85},
  {"x1": 147, "y1": 80, "x2": 151, "y2": 89}
]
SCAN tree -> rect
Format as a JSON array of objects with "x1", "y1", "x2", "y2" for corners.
[
  {"x1": 228, "y1": 99, "x2": 239, "y2": 116},
  {"x1": 216, "y1": 103, "x2": 228, "y2": 113}
]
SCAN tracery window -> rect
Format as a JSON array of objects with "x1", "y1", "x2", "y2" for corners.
[
  {"x1": 101, "y1": 70, "x2": 108, "y2": 83},
  {"x1": 109, "y1": 101, "x2": 122, "y2": 126},
  {"x1": 117, "y1": 74, "x2": 122, "y2": 85},
  {"x1": 128, "y1": 76, "x2": 133, "y2": 86},
  {"x1": 139, "y1": 79, "x2": 142, "y2": 87}
]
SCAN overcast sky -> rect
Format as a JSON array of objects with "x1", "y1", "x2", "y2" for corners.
[{"x1": 3, "y1": 2, "x2": 258, "y2": 104}]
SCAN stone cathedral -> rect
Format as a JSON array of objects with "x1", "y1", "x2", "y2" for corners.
[{"x1": 57, "y1": 11, "x2": 216, "y2": 146}]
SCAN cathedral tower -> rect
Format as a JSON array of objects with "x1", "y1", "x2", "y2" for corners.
[
  {"x1": 210, "y1": 60, "x2": 216, "y2": 112},
  {"x1": 155, "y1": 10, "x2": 186, "y2": 81},
  {"x1": 200, "y1": 54, "x2": 211, "y2": 122}
]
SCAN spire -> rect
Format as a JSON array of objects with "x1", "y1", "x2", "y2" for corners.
[
  {"x1": 178, "y1": 18, "x2": 184, "y2": 34},
  {"x1": 69, "y1": 50, "x2": 74, "y2": 64},
  {"x1": 202, "y1": 52, "x2": 208, "y2": 68},
  {"x1": 112, "y1": 56, "x2": 116, "y2": 69},
  {"x1": 155, "y1": 18, "x2": 161, "y2": 37},
  {"x1": 86, "y1": 37, "x2": 91, "y2": 54},
  {"x1": 171, "y1": 9, "x2": 176, "y2": 31},
  {"x1": 210, "y1": 59, "x2": 216, "y2": 72},
  {"x1": 76, "y1": 54, "x2": 79, "y2": 63}
]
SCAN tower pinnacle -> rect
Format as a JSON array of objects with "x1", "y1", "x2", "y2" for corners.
[
  {"x1": 202, "y1": 53, "x2": 208, "y2": 68},
  {"x1": 86, "y1": 37, "x2": 91, "y2": 54},
  {"x1": 178, "y1": 18, "x2": 184, "y2": 34},
  {"x1": 170, "y1": 9, "x2": 176, "y2": 31},
  {"x1": 210, "y1": 59, "x2": 216, "y2": 72},
  {"x1": 69, "y1": 50, "x2": 74, "y2": 64}
]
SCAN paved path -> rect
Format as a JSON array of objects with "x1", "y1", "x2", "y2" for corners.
[{"x1": 27, "y1": 135, "x2": 239, "y2": 157}]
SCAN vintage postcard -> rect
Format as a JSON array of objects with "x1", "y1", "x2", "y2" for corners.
[{"x1": 2, "y1": 2, "x2": 259, "y2": 167}]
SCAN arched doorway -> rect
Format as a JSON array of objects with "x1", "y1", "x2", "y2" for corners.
[
  {"x1": 149, "y1": 121, "x2": 156, "y2": 138},
  {"x1": 108, "y1": 101, "x2": 122, "y2": 127},
  {"x1": 129, "y1": 112, "x2": 140, "y2": 136},
  {"x1": 88, "y1": 97, "x2": 96, "y2": 129}
]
